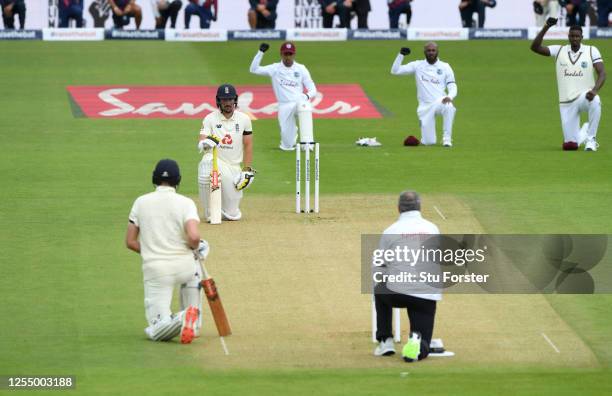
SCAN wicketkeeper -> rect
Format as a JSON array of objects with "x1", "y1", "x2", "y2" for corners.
[{"x1": 249, "y1": 41, "x2": 317, "y2": 151}]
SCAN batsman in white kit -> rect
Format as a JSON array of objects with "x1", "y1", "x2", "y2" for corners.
[
  {"x1": 391, "y1": 43, "x2": 458, "y2": 147},
  {"x1": 531, "y1": 20, "x2": 606, "y2": 151},
  {"x1": 249, "y1": 41, "x2": 317, "y2": 151},
  {"x1": 126, "y1": 159, "x2": 209, "y2": 344},
  {"x1": 198, "y1": 84, "x2": 255, "y2": 222}
]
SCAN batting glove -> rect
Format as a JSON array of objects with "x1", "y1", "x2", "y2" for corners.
[
  {"x1": 259, "y1": 43, "x2": 269, "y2": 53},
  {"x1": 195, "y1": 239, "x2": 210, "y2": 260},
  {"x1": 235, "y1": 167, "x2": 257, "y2": 191},
  {"x1": 400, "y1": 47, "x2": 411, "y2": 56},
  {"x1": 198, "y1": 135, "x2": 221, "y2": 152},
  {"x1": 545, "y1": 17, "x2": 558, "y2": 27}
]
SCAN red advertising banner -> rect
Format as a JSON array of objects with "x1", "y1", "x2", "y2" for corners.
[{"x1": 67, "y1": 85, "x2": 382, "y2": 119}]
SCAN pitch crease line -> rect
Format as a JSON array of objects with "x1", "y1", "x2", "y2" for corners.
[
  {"x1": 433, "y1": 205, "x2": 447, "y2": 221},
  {"x1": 541, "y1": 332, "x2": 560, "y2": 353}
]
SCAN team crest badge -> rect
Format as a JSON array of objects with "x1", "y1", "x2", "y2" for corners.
[
  {"x1": 294, "y1": 72, "x2": 300, "y2": 78},
  {"x1": 235, "y1": 124, "x2": 239, "y2": 133},
  {"x1": 216, "y1": 124, "x2": 222, "y2": 128},
  {"x1": 437, "y1": 69, "x2": 443, "y2": 75},
  {"x1": 581, "y1": 61, "x2": 588, "y2": 68}
]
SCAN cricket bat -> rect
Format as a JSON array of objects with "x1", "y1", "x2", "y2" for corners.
[
  {"x1": 199, "y1": 259, "x2": 232, "y2": 337},
  {"x1": 210, "y1": 146, "x2": 222, "y2": 225}
]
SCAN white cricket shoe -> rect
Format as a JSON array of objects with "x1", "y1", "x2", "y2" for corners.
[
  {"x1": 585, "y1": 139, "x2": 599, "y2": 152},
  {"x1": 374, "y1": 337, "x2": 396, "y2": 356},
  {"x1": 578, "y1": 123, "x2": 589, "y2": 146},
  {"x1": 442, "y1": 138, "x2": 452, "y2": 147},
  {"x1": 279, "y1": 144, "x2": 296, "y2": 151}
]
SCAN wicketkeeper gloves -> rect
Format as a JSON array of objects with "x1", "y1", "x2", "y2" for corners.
[
  {"x1": 259, "y1": 43, "x2": 269, "y2": 53},
  {"x1": 400, "y1": 47, "x2": 411, "y2": 56}
]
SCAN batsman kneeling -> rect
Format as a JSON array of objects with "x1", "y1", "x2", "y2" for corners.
[
  {"x1": 198, "y1": 84, "x2": 255, "y2": 222},
  {"x1": 126, "y1": 159, "x2": 206, "y2": 344}
]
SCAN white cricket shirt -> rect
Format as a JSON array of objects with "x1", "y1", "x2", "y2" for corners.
[
  {"x1": 129, "y1": 186, "x2": 200, "y2": 280},
  {"x1": 391, "y1": 54, "x2": 457, "y2": 105},
  {"x1": 200, "y1": 109, "x2": 252, "y2": 166},
  {"x1": 549, "y1": 44, "x2": 602, "y2": 103},
  {"x1": 249, "y1": 51, "x2": 317, "y2": 104}
]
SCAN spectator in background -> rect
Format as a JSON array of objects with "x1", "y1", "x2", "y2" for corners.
[
  {"x1": 58, "y1": 0, "x2": 84, "y2": 28},
  {"x1": 352, "y1": 0, "x2": 371, "y2": 29},
  {"x1": 89, "y1": 0, "x2": 111, "y2": 27},
  {"x1": 109, "y1": 0, "x2": 142, "y2": 29},
  {"x1": 560, "y1": 0, "x2": 589, "y2": 26},
  {"x1": 1, "y1": 0, "x2": 26, "y2": 29},
  {"x1": 596, "y1": 0, "x2": 610, "y2": 26},
  {"x1": 248, "y1": 0, "x2": 278, "y2": 29},
  {"x1": 319, "y1": 0, "x2": 351, "y2": 28},
  {"x1": 388, "y1": 0, "x2": 412, "y2": 29},
  {"x1": 151, "y1": 0, "x2": 182, "y2": 28},
  {"x1": 459, "y1": 0, "x2": 495, "y2": 28},
  {"x1": 534, "y1": 0, "x2": 561, "y2": 27},
  {"x1": 185, "y1": 0, "x2": 217, "y2": 29}
]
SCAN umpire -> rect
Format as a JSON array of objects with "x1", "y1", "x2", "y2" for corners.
[{"x1": 373, "y1": 191, "x2": 441, "y2": 361}]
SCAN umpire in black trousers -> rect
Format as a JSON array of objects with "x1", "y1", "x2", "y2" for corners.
[{"x1": 373, "y1": 191, "x2": 441, "y2": 360}]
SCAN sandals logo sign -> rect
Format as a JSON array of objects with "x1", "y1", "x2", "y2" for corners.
[{"x1": 66, "y1": 85, "x2": 382, "y2": 119}]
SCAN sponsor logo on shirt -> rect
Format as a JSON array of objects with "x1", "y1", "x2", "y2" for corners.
[
  {"x1": 279, "y1": 79, "x2": 300, "y2": 88},
  {"x1": 563, "y1": 70, "x2": 584, "y2": 77}
]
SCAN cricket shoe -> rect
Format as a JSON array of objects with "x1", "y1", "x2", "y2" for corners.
[
  {"x1": 180, "y1": 305, "x2": 199, "y2": 344},
  {"x1": 373, "y1": 337, "x2": 396, "y2": 356},
  {"x1": 442, "y1": 138, "x2": 452, "y2": 147},
  {"x1": 402, "y1": 331, "x2": 422, "y2": 362},
  {"x1": 585, "y1": 139, "x2": 599, "y2": 152},
  {"x1": 279, "y1": 144, "x2": 296, "y2": 151}
]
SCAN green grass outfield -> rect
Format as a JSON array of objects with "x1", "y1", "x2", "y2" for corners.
[{"x1": 1, "y1": 40, "x2": 611, "y2": 395}]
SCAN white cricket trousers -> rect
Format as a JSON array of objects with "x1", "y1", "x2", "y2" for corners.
[
  {"x1": 417, "y1": 99, "x2": 456, "y2": 145},
  {"x1": 143, "y1": 259, "x2": 201, "y2": 328},
  {"x1": 559, "y1": 93, "x2": 601, "y2": 143},
  {"x1": 277, "y1": 99, "x2": 314, "y2": 149},
  {"x1": 198, "y1": 154, "x2": 243, "y2": 221}
]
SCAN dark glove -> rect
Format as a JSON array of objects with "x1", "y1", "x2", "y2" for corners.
[
  {"x1": 545, "y1": 17, "x2": 558, "y2": 27},
  {"x1": 486, "y1": 0, "x2": 497, "y2": 7},
  {"x1": 259, "y1": 43, "x2": 269, "y2": 53},
  {"x1": 533, "y1": 1, "x2": 544, "y2": 15},
  {"x1": 400, "y1": 47, "x2": 411, "y2": 56}
]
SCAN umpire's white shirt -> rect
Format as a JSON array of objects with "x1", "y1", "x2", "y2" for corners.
[
  {"x1": 391, "y1": 54, "x2": 457, "y2": 105},
  {"x1": 129, "y1": 186, "x2": 200, "y2": 281},
  {"x1": 381, "y1": 211, "x2": 441, "y2": 301},
  {"x1": 250, "y1": 51, "x2": 317, "y2": 104}
]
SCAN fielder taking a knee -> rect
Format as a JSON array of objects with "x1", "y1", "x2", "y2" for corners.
[
  {"x1": 391, "y1": 42, "x2": 458, "y2": 147},
  {"x1": 198, "y1": 84, "x2": 255, "y2": 222},
  {"x1": 531, "y1": 21, "x2": 606, "y2": 151},
  {"x1": 250, "y1": 41, "x2": 317, "y2": 151}
]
